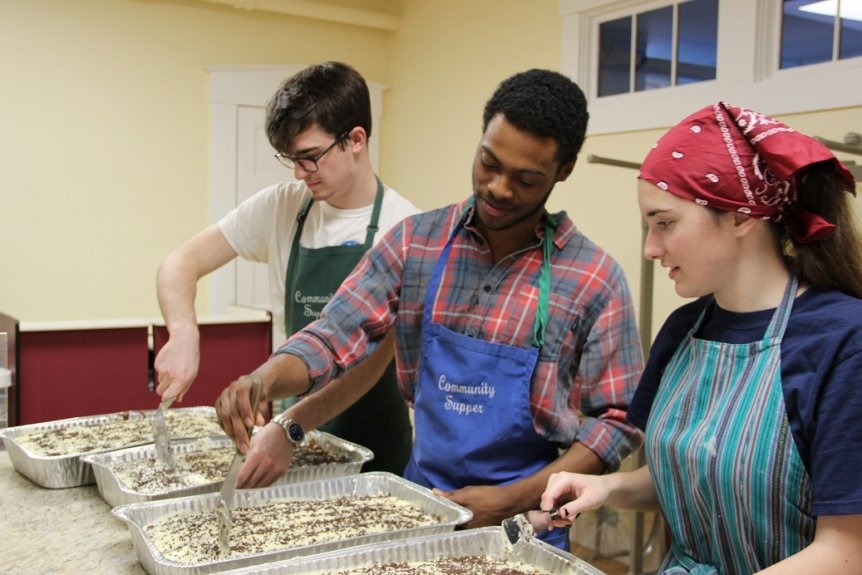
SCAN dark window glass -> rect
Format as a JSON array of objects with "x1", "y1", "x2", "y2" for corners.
[
  {"x1": 840, "y1": 6, "x2": 862, "y2": 60},
  {"x1": 636, "y1": 6, "x2": 673, "y2": 91},
  {"x1": 596, "y1": 0, "x2": 721, "y2": 98},
  {"x1": 781, "y1": 0, "x2": 835, "y2": 68},
  {"x1": 677, "y1": 0, "x2": 718, "y2": 84},
  {"x1": 599, "y1": 16, "x2": 632, "y2": 97}
]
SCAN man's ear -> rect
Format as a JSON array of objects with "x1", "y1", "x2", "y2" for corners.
[
  {"x1": 347, "y1": 127, "x2": 367, "y2": 152},
  {"x1": 556, "y1": 160, "x2": 576, "y2": 183}
]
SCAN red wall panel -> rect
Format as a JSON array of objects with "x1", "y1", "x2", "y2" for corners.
[
  {"x1": 152, "y1": 321, "x2": 272, "y2": 410},
  {"x1": 18, "y1": 326, "x2": 152, "y2": 424}
]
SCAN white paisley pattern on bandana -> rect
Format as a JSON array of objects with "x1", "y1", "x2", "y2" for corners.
[{"x1": 638, "y1": 101, "x2": 855, "y2": 242}]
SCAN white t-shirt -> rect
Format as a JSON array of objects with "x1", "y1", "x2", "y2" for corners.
[{"x1": 218, "y1": 180, "x2": 421, "y2": 336}]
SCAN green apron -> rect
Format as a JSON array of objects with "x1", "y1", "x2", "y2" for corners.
[
  {"x1": 645, "y1": 277, "x2": 813, "y2": 573},
  {"x1": 282, "y1": 179, "x2": 412, "y2": 475}
]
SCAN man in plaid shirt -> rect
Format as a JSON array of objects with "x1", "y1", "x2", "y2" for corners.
[{"x1": 217, "y1": 69, "x2": 644, "y2": 550}]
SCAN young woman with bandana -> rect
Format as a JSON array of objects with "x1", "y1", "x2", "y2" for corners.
[{"x1": 538, "y1": 102, "x2": 862, "y2": 573}]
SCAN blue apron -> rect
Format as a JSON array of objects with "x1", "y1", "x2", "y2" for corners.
[
  {"x1": 646, "y1": 276, "x2": 813, "y2": 573},
  {"x1": 404, "y1": 208, "x2": 567, "y2": 550}
]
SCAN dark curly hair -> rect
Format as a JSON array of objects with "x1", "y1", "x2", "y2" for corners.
[
  {"x1": 483, "y1": 69, "x2": 589, "y2": 167},
  {"x1": 265, "y1": 61, "x2": 372, "y2": 153}
]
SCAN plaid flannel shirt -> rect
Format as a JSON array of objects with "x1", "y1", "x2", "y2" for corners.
[{"x1": 277, "y1": 200, "x2": 644, "y2": 470}]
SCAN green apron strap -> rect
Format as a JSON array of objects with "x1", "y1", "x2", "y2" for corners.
[
  {"x1": 362, "y1": 177, "x2": 384, "y2": 248},
  {"x1": 533, "y1": 212, "x2": 557, "y2": 348},
  {"x1": 285, "y1": 195, "x2": 315, "y2": 293}
]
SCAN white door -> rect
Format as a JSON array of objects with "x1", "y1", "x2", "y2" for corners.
[{"x1": 235, "y1": 105, "x2": 295, "y2": 311}]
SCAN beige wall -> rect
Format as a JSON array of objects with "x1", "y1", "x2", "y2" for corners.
[
  {"x1": 381, "y1": 0, "x2": 562, "y2": 209},
  {"x1": 1, "y1": 0, "x2": 860, "y2": 344},
  {"x1": 0, "y1": 0, "x2": 391, "y2": 322}
]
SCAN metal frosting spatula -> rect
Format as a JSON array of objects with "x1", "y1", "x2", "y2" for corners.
[
  {"x1": 152, "y1": 396, "x2": 175, "y2": 469},
  {"x1": 502, "y1": 512, "x2": 536, "y2": 545},
  {"x1": 501, "y1": 509, "x2": 564, "y2": 545},
  {"x1": 217, "y1": 378, "x2": 262, "y2": 554}
]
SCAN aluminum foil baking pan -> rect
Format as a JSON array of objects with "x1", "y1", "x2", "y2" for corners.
[
  {"x1": 0, "y1": 407, "x2": 223, "y2": 489},
  {"x1": 220, "y1": 527, "x2": 607, "y2": 575},
  {"x1": 84, "y1": 430, "x2": 373, "y2": 507},
  {"x1": 112, "y1": 472, "x2": 473, "y2": 575}
]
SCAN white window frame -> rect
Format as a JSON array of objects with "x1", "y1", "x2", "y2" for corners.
[{"x1": 560, "y1": 0, "x2": 862, "y2": 135}]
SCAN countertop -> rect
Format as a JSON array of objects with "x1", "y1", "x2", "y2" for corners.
[{"x1": 0, "y1": 448, "x2": 146, "y2": 574}]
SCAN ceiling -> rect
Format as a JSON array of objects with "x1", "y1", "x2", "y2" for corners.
[
  {"x1": 308, "y1": 0, "x2": 406, "y2": 16},
  {"x1": 190, "y1": 0, "x2": 406, "y2": 30}
]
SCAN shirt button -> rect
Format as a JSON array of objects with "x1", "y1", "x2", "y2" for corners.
[{"x1": 483, "y1": 285, "x2": 492, "y2": 293}]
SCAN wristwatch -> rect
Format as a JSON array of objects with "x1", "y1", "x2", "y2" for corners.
[{"x1": 273, "y1": 413, "x2": 305, "y2": 446}]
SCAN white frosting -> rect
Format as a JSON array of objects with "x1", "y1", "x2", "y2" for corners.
[
  {"x1": 111, "y1": 437, "x2": 350, "y2": 495},
  {"x1": 145, "y1": 495, "x2": 440, "y2": 563},
  {"x1": 16, "y1": 411, "x2": 222, "y2": 456},
  {"x1": 112, "y1": 440, "x2": 233, "y2": 494}
]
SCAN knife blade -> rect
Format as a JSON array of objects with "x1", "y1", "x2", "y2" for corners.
[
  {"x1": 217, "y1": 378, "x2": 262, "y2": 554},
  {"x1": 152, "y1": 396, "x2": 175, "y2": 469}
]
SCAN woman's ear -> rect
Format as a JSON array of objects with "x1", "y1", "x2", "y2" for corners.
[{"x1": 732, "y1": 212, "x2": 759, "y2": 237}]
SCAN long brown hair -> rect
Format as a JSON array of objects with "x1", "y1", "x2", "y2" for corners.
[{"x1": 780, "y1": 162, "x2": 862, "y2": 299}]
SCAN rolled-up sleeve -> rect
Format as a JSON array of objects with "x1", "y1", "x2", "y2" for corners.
[{"x1": 571, "y1": 269, "x2": 645, "y2": 471}]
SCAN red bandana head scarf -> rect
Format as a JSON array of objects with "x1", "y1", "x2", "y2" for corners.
[{"x1": 638, "y1": 102, "x2": 856, "y2": 243}]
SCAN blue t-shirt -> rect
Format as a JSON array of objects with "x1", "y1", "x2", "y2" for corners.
[{"x1": 629, "y1": 285, "x2": 862, "y2": 516}]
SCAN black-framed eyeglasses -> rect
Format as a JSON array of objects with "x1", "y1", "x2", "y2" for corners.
[{"x1": 274, "y1": 131, "x2": 349, "y2": 173}]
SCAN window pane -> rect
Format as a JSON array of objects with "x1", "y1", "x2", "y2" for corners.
[
  {"x1": 839, "y1": 3, "x2": 862, "y2": 60},
  {"x1": 677, "y1": 0, "x2": 718, "y2": 85},
  {"x1": 599, "y1": 16, "x2": 632, "y2": 97},
  {"x1": 781, "y1": 0, "x2": 835, "y2": 69},
  {"x1": 636, "y1": 6, "x2": 673, "y2": 92}
]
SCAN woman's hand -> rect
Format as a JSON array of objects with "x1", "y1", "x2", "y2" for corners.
[{"x1": 539, "y1": 471, "x2": 612, "y2": 528}]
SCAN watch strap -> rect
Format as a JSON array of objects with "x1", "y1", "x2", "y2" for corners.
[{"x1": 274, "y1": 413, "x2": 305, "y2": 446}]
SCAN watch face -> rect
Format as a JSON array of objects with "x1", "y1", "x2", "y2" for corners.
[{"x1": 287, "y1": 421, "x2": 304, "y2": 443}]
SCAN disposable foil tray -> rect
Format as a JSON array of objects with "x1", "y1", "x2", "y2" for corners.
[
  {"x1": 220, "y1": 527, "x2": 607, "y2": 575},
  {"x1": 0, "y1": 407, "x2": 223, "y2": 488},
  {"x1": 84, "y1": 430, "x2": 373, "y2": 507},
  {"x1": 112, "y1": 472, "x2": 473, "y2": 575}
]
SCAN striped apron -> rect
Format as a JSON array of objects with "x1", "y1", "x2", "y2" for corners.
[{"x1": 645, "y1": 277, "x2": 814, "y2": 574}]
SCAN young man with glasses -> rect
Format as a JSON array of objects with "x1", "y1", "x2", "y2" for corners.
[{"x1": 155, "y1": 62, "x2": 420, "y2": 475}]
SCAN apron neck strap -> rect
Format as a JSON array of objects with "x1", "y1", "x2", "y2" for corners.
[
  {"x1": 363, "y1": 177, "x2": 384, "y2": 246},
  {"x1": 533, "y1": 211, "x2": 558, "y2": 347},
  {"x1": 294, "y1": 177, "x2": 385, "y2": 250},
  {"x1": 693, "y1": 275, "x2": 799, "y2": 341},
  {"x1": 533, "y1": 213, "x2": 557, "y2": 347}
]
